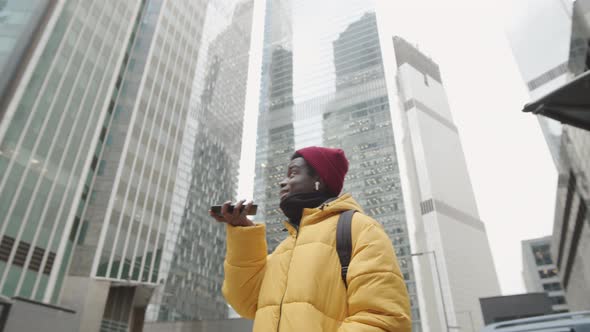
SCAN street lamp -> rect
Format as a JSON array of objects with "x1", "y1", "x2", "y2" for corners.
[{"x1": 411, "y1": 250, "x2": 453, "y2": 332}]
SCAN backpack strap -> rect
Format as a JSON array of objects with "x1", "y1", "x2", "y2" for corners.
[{"x1": 336, "y1": 210, "x2": 356, "y2": 288}]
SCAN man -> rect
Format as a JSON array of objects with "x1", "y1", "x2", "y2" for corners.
[{"x1": 210, "y1": 146, "x2": 411, "y2": 331}]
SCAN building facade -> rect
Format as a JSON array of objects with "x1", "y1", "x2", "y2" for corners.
[
  {"x1": 0, "y1": 0, "x2": 144, "y2": 308},
  {"x1": 521, "y1": 236, "x2": 568, "y2": 312},
  {"x1": 0, "y1": 0, "x2": 54, "y2": 114},
  {"x1": 393, "y1": 36, "x2": 501, "y2": 332},
  {"x1": 0, "y1": 0, "x2": 255, "y2": 331},
  {"x1": 59, "y1": 1, "x2": 215, "y2": 330},
  {"x1": 324, "y1": 15, "x2": 421, "y2": 328},
  {"x1": 146, "y1": 0, "x2": 255, "y2": 323},
  {"x1": 253, "y1": 1, "x2": 500, "y2": 332},
  {"x1": 553, "y1": 120, "x2": 590, "y2": 312},
  {"x1": 252, "y1": 0, "x2": 294, "y2": 251},
  {"x1": 551, "y1": 0, "x2": 590, "y2": 311},
  {"x1": 507, "y1": 0, "x2": 590, "y2": 312},
  {"x1": 506, "y1": 0, "x2": 574, "y2": 171}
]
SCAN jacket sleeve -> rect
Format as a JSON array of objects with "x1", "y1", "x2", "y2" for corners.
[
  {"x1": 338, "y1": 223, "x2": 412, "y2": 332},
  {"x1": 222, "y1": 223, "x2": 268, "y2": 319}
]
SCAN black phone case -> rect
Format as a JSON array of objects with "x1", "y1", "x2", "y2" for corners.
[{"x1": 211, "y1": 204, "x2": 257, "y2": 215}]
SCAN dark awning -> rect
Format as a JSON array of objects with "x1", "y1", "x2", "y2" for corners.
[{"x1": 522, "y1": 70, "x2": 590, "y2": 131}]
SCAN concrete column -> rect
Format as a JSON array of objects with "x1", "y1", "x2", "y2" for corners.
[
  {"x1": 130, "y1": 307, "x2": 146, "y2": 332},
  {"x1": 59, "y1": 276, "x2": 110, "y2": 332}
]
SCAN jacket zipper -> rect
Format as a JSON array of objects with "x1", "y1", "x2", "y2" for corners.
[{"x1": 277, "y1": 225, "x2": 300, "y2": 332}]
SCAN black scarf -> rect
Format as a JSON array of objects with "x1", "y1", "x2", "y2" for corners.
[{"x1": 280, "y1": 192, "x2": 333, "y2": 227}]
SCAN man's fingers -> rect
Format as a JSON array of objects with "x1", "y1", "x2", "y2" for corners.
[
  {"x1": 212, "y1": 200, "x2": 254, "y2": 226},
  {"x1": 221, "y1": 201, "x2": 233, "y2": 219},
  {"x1": 233, "y1": 199, "x2": 246, "y2": 219},
  {"x1": 244, "y1": 200, "x2": 254, "y2": 215}
]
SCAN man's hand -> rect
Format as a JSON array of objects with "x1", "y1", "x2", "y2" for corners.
[{"x1": 209, "y1": 199, "x2": 255, "y2": 227}]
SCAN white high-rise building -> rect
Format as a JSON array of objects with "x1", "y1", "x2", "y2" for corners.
[{"x1": 393, "y1": 36, "x2": 501, "y2": 332}]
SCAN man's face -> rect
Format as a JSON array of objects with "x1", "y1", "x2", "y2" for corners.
[{"x1": 279, "y1": 157, "x2": 317, "y2": 201}]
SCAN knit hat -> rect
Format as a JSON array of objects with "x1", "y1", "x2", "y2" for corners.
[{"x1": 295, "y1": 146, "x2": 349, "y2": 196}]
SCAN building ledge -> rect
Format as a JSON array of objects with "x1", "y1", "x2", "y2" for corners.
[{"x1": 523, "y1": 70, "x2": 590, "y2": 131}]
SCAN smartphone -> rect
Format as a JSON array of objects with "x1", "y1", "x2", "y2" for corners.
[{"x1": 211, "y1": 204, "x2": 258, "y2": 216}]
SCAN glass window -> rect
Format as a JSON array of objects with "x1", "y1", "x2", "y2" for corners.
[
  {"x1": 0, "y1": 36, "x2": 17, "y2": 53},
  {"x1": 542, "y1": 282, "x2": 562, "y2": 291},
  {"x1": 550, "y1": 296, "x2": 566, "y2": 305},
  {"x1": 539, "y1": 268, "x2": 558, "y2": 279},
  {"x1": 97, "y1": 160, "x2": 106, "y2": 176},
  {"x1": 532, "y1": 244, "x2": 553, "y2": 266}
]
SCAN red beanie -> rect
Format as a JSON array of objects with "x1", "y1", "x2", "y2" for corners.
[{"x1": 295, "y1": 146, "x2": 349, "y2": 196}]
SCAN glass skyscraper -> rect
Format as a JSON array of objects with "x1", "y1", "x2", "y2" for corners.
[
  {"x1": 324, "y1": 14, "x2": 419, "y2": 326},
  {"x1": 0, "y1": 0, "x2": 255, "y2": 331},
  {"x1": 0, "y1": 0, "x2": 143, "y2": 306},
  {"x1": 253, "y1": 2, "x2": 423, "y2": 330},
  {"x1": 146, "y1": 0, "x2": 255, "y2": 322},
  {"x1": 60, "y1": 1, "x2": 217, "y2": 330},
  {"x1": 253, "y1": 1, "x2": 500, "y2": 331}
]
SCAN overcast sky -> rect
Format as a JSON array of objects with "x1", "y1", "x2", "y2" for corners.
[{"x1": 237, "y1": 0, "x2": 559, "y2": 295}]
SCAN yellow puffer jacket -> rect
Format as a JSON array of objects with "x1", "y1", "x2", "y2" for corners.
[{"x1": 222, "y1": 193, "x2": 411, "y2": 331}]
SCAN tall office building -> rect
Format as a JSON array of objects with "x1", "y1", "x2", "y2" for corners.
[
  {"x1": 521, "y1": 236, "x2": 568, "y2": 312},
  {"x1": 551, "y1": 0, "x2": 590, "y2": 311},
  {"x1": 59, "y1": 1, "x2": 213, "y2": 330},
  {"x1": 506, "y1": 0, "x2": 574, "y2": 171},
  {"x1": 0, "y1": 0, "x2": 145, "y2": 309},
  {"x1": 507, "y1": 0, "x2": 590, "y2": 311},
  {"x1": 323, "y1": 15, "x2": 421, "y2": 328},
  {"x1": 253, "y1": 2, "x2": 500, "y2": 331},
  {"x1": 393, "y1": 36, "x2": 501, "y2": 332},
  {"x1": 252, "y1": 0, "x2": 294, "y2": 249},
  {"x1": 253, "y1": 6, "x2": 423, "y2": 331},
  {"x1": 0, "y1": 0, "x2": 255, "y2": 331},
  {"x1": 146, "y1": 0, "x2": 255, "y2": 322}
]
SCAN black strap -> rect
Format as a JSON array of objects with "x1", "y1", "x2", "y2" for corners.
[{"x1": 336, "y1": 210, "x2": 356, "y2": 288}]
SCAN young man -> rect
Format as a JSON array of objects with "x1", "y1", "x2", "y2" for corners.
[{"x1": 210, "y1": 146, "x2": 411, "y2": 331}]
